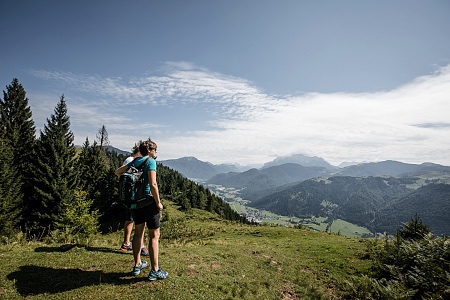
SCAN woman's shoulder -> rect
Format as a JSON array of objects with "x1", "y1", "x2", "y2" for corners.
[
  {"x1": 131, "y1": 156, "x2": 147, "y2": 166},
  {"x1": 147, "y1": 157, "x2": 157, "y2": 169},
  {"x1": 137, "y1": 156, "x2": 155, "y2": 165}
]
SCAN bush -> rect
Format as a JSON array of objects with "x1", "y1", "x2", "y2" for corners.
[
  {"x1": 397, "y1": 214, "x2": 431, "y2": 240},
  {"x1": 346, "y1": 218, "x2": 450, "y2": 299},
  {"x1": 53, "y1": 189, "x2": 99, "y2": 244}
]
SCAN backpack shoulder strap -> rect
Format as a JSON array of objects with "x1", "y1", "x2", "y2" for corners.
[{"x1": 137, "y1": 156, "x2": 150, "y2": 170}]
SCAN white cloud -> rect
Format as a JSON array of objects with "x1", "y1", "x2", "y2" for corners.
[{"x1": 28, "y1": 63, "x2": 450, "y2": 166}]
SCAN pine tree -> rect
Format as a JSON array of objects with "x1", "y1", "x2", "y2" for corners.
[
  {"x1": 96, "y1": 125, "x2": 109, "y2": 148},
  {"x1": 75, "y1": 137, "x2": 123, "y2": 230},
  {"x1": 97, "y1": 148, "x2": 122, "y2": 210},
  {"x1": 0, "y1": 78, "x2": 36, "y2": 226},
  {"x1": 76, "y1": 138, "x2": 106, "y2": 196},
  {"x1": 76, "y1": 138, "x2": 110, "y2": 210},
  {"x1": 0, "y1": 137, "x2": 22, "y2": 236},
  {"x1": 398, "y1": 214, "x2": 431, "y2": 240},
  {"x1": 29, "y1": 95, "x2": 77, "y2": 234}
]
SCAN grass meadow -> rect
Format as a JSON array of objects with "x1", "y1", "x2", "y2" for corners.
[{"x1": 0, "y1": 201, "x2": 372, "y2": 299}]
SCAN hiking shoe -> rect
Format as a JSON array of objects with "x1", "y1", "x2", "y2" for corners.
[
  {"x1": 120, "y1": 242, "x2": 132, "y2": 251},
  {"x1": 131, "y1": 261, "x2": 148, "y2": 276},
  {"x1": 141, "y1": 246, "x2": 149, "y2": 257},
  {"x1": 148, "y1": 267, "x2": 168, "y2": 281}
]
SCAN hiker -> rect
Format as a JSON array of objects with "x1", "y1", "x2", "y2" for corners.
[
  {"x1": 114, "y1": 140, "x2": 168, "y2": 281},
  {"x1": 120, "y1": 146, "x2": 149, "y2": 257}
]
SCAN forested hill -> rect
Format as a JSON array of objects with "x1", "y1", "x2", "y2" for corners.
[
  {"x1": 249, "y1": 176, "x2": 450, "y2": 235},
  {"x1": 155, "y1": 163, "x2": 248, "y2": 223},
  {"x1": 374, "y1": 183, "x2": 450, "y2": 236}
]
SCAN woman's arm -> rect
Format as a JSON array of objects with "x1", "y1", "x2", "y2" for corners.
[
  {"x1": 149, "y1": 170, "x2": 163, "y2": 211},
  {"x1": 114, "y1": 164, "x2": 128, "y2": 177}
]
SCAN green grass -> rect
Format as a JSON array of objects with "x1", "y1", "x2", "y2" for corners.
[{"x1": 0, "y1": 201, "x2": 371, "y2": 299}]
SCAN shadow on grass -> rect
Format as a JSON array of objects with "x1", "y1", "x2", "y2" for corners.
[
  {"x1": 7, "y1": 265, "x2": 145, "y2": 296},
  {"x1": 34, "y1": 244, "x2": 128, "y2": 254}
]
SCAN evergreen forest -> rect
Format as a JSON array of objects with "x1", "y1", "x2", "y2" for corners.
[{"x1": 0, "y1": 78, "x2": 247, "y2": 241}]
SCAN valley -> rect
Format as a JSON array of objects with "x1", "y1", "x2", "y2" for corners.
[{"x1": 204, "y1": 183, "x2": 373, "y2": 238}]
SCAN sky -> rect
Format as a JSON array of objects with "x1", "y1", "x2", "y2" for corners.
[{"x1": 1, "y1": 0, "x2": 450, "y2": 167}]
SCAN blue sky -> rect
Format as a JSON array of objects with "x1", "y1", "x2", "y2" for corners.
[{"x1": 1, "y1": 0, "x2": 450, "y2": 167}]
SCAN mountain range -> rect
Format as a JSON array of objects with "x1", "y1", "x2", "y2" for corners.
[
  {"x1": 159, "y1": 156, "x2": 241, "y2": 180},
  {"x1": 105, "y1": 145, "x2": 130, "y2": 156},
  {"x1": 159, "y1": 154, "x2": 450, "y2": 235},
  {"x1": 206, "y1": 163, "x2": 330, "y2": 200},
  {"x1": 160, "y1": 155, "x2": 450, "y2": 181},
  {"x1": 334, "y1": 160, "x2": 450, "y2": 177},
  {"x1": 261, "y1": 154, "x2": 337, "y2": 169}
]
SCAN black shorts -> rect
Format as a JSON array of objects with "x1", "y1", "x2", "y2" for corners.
[
  {"x1": 125, "y1": 207, "x2": 134, "y2": 222},
  {"x1": 130, "y1": 196, "x2": 161, "y2": 229}
]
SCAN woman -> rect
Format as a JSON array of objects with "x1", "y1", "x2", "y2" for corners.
[{"x1": 114, "y1": 140, "x2": 168, "y2": 281}]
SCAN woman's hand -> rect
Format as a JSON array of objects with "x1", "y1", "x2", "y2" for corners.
[{"x1": 156, "y1": 202, "x2": 163, "y2": 211}]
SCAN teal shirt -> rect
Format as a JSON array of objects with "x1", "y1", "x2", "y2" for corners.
[{"x1": 127, "y1": 156, "x2": 156, "y2": 195}]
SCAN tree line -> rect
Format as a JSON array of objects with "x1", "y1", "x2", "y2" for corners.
[{"x1": 0, "y1": 78, "x2": 248, "y2": 240}]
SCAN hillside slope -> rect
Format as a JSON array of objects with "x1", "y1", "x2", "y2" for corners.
[
  {"x1": 1, "y1": 202, "x2": 371, "y2": 299},
  {"x1": 374, "y1": 183, "x2": 450, "y2": 235},
  {"x1": 250, "y1": 176, "x2": 450, "y2": 235},
  {"x1": 250, "y1": 176, "x2": 415, "y2": 231}
]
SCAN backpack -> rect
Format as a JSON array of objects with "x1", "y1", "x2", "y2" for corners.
[{"x1": 118, "y1": 156, "x2": 150, "y2": 209}]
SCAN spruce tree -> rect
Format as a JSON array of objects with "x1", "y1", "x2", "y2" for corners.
[
  {"x1": 76, "y1": 138, "x2": 102, "y2": 194},
  {"x1": 398, "y1": 214, "x2": 431, "y2": 240},
  {"x1": 98, "y1": 148, "x2": 122, "y2": 210},
  {"x1": 0, "y1": 137, "x2": 22, "y2": 236},
  {"x1": 74, "y1": 137, "x2": 124, "y2": 231},
  {"x1": 0, "y1": 78, "x2": 36, "y2": 226},
  {"x1": 75, "y1": 138, "x2": 109, "y2": 209},
  {"x1": 29, "y1": 95, "x2": 77, "y2": 234}
]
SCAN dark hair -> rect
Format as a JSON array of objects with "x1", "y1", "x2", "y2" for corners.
[
  {"x1": 131, "y1": 146, "x2": 140, "y2": 155},
  {"x1": 139, "y1": 140, "x2": 157, "y2": 156}
]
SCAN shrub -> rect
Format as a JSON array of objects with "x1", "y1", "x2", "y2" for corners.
[
  {"x1": 53, "y1": 189, "x2": 99, "y2": 244},
  {"x1": 397, "y1": 214, "x2": 431, "y2": 240},
  {"x1": 346, "y1": 218, "x2": 450, "y2": 299}
]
